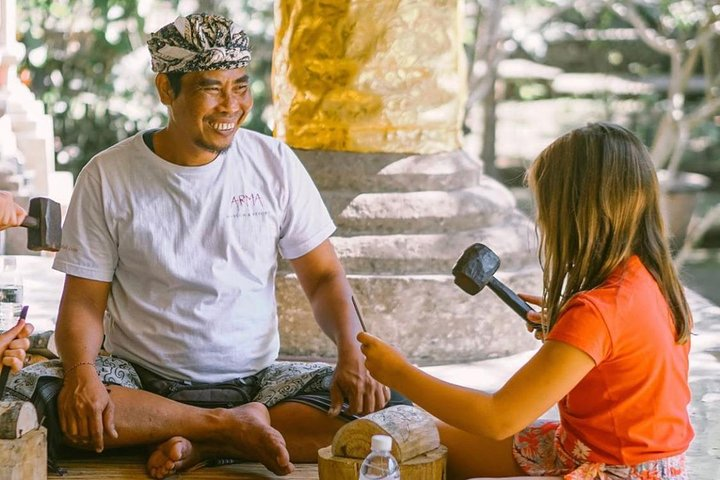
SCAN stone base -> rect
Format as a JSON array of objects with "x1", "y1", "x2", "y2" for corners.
[
  {"x1": 280, "y1": 148, "x2": 542, "y2": 365},
  {"x1": 277, "y1": 271, "x2": 539, "y2": 365}
]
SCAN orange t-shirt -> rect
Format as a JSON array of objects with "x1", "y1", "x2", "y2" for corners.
[{"x1": 546, "y1": 255, "x2": 693, "y2": 465}]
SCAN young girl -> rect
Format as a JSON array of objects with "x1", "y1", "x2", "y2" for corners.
[{"x1": 359, "y1": 122, "x2": 693, "y2": 480}]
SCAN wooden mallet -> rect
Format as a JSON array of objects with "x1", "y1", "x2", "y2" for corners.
[
  {"x1": 19, "y1": 197, "x2": 62, "y2": 252},
  {"x1": 452, "y1": 243, "x2": 541, "y2": 331}
]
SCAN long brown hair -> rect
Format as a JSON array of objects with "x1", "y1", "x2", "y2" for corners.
[{"x1": 526, "y1": 122, "x2": 692, "y2": 342}]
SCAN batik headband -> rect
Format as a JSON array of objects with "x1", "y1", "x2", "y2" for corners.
[{"x1": 148, "y1": 13, "x2": 251, "y2": 73}]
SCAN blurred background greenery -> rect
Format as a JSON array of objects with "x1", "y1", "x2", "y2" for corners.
[
  {"x1": 18, "y1": 0, "x2": 276, "y2": 178},
  {"x1": 17, "y1": 0, "x2": 720, "y2": 181}
]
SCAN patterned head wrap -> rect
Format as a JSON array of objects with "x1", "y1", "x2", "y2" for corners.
[{"x1": 148, "y1": 13, "x2": 251, "y2": 73}]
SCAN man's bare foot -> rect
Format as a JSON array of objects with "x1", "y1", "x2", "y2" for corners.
[
  {"x1": 219, "y1": 402, "x2": 294, "y2": 475},
  {"x1": 145, "y1": 402, "x2": 294, "y2": 478},
  {"x1": 147, "y1": 436, "x2": 198, "y2": 479}
]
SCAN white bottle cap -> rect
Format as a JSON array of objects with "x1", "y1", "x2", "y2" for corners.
[{"x1": 371, "y1": 434, "x2": 393, "y2": 452}]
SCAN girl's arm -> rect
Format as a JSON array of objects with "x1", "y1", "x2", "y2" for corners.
[{"x1": 358, "y1": 332, "x2": 595, "y2": 440}]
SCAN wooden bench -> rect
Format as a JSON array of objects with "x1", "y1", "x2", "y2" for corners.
[{"x1": 58, "y1": 451, "x2": 319, "y2": 479}]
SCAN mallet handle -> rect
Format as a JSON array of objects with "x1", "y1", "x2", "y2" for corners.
[
  {"x1": 487, "y1": 277, "x2": 540, "y2": 331},
  {"x1": 20, "y1": 216, "x2": 39, "y2": 229},
  {"x1": 0, "y1": 368, "x2": 8, "y2": 400}
]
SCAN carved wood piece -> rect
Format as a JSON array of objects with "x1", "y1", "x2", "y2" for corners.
[
  {"x1": 0, "y1": 400, "x2": 39, "y2": 439},
  {"x1": 331, "y1": 405, "x2": 440, "y2": 461}
]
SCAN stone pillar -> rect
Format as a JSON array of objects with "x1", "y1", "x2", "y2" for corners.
[
  {"x1": 0, "y1": 0, "x2": 73, "y2": 253},
  {"x1": 273, "y1": 0, "x2": 540, "y2": 363},
  {"x1": 0, "y1": 0, "x2": 27, "y2": 193}
]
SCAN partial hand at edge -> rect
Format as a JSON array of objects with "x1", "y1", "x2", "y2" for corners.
[
  {"x1": 0, "y1": 191, "x2": 27, "y2": 231},
  {"x1": 0, "y1": 318, "x2": 34, "y2": 373}
]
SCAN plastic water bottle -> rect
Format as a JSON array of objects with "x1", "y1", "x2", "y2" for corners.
[
  {"x1": 0, "y1": 257, "x2": 22, "y2": 332},
  {"x1": 359, "y1": 435, "x2": 400, "y2": 480}
]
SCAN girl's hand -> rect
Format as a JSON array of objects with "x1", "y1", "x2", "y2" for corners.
[
  {"x1": 357, "y1": 332, "x2": 410, "y2": 390},
  {"x1": 519, "y1": 293, "x2": 545, "y2": 341}
]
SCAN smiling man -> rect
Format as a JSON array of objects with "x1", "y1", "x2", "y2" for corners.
[{"x1": 36, "y1": 13, "x2": 408, "y2": 479}]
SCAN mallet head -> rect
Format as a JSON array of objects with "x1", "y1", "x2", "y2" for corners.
[
  {"x1": 26, "y1": 197, "x2": 62, "y2": 252},
  {"x1": 451, "y1": 243, "x2": 500, "y2": 295}
]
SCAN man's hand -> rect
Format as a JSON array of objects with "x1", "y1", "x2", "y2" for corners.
[
  {"x1": 328, "y1": 347, "x2": 390, "y2": 417},
  {"x1": 357, "y1": 332, "x2": 411, "y2": 394},
  {"x1": 0, "y1": 318, "x2": 33, "y2": 373},
  {"x1": 289, "y1": 241, "x2": 392, "y2": 417},
  {"x1": 0, "y1": 191, "x2": 27, "y2": 231},
  {"x1": 58, "y1": 366, "x2": 118, "y2": 453}
]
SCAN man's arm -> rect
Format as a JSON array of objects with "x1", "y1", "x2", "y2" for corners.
[
  {"x1": 55, "y1": 274, "x2": 118, "y2": 452},
  {"x1": 289, "y1": 239, "x2": 390, "y2": 416}
]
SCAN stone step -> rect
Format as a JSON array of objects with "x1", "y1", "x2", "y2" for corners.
[
  {"x1": 297, "y1": 149, "x2": 484, "y2": 193},
  {"x1": 277, "y1": 268, "x2": 542, "y2": 364},
  {"x1": 327, "y1": 181, "x2": 518, "y2": 235},
  {"x1": 284, "y1": 148, "x2": 543, "y2": 364},
  {"x1": 326, "y1": 215, "x2": 538, "y2": 275}
]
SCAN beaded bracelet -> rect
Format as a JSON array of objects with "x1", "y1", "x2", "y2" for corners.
[{"x1": 64, "y1": 361, "x2": 96, "y2": 376}]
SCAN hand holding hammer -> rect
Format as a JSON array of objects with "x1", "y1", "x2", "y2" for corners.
[
  {"x1": 0, "y1": 193, "x2": 62, "y2": 252},
  {"x1": 0, "y1": 191, "x2": 26, "y2": 231},
  {"x1": 452, "y1": 243, "x2": 542, "y2": 332}
]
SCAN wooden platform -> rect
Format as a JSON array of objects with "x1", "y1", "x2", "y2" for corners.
[{"x1": 55, "y1": 450, "x2": 320, "y2": 479}]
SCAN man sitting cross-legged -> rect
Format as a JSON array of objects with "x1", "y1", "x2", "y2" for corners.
[{"x1": 10, "y1": 13, "x2": 408, "y2": 479}]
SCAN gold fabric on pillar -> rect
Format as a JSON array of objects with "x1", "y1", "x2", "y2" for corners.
[{"x1": 272, "y1": 0, "x2": 467, "y2": 154}]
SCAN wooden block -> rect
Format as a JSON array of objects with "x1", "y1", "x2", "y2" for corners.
[
  {"x1": 0, "y1": 427, "x2": 47, "y2": 480},
  {"x1": 319, "y1": 445, "x2": 447, "y2": 480},
  {"x1": 331, "y1": 405, "x2": 440, "y2": 462},
  {"x1": 0, "y1": 400, "x2": 39, "y2": 439}
]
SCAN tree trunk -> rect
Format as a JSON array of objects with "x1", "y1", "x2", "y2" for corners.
[{"x1": 650, "y1": 114, "x2": 677, "y2": 168}]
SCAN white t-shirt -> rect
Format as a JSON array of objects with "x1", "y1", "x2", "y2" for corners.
[{"x1": 53, "y1": 129, "x2": 336, "y2": 382}]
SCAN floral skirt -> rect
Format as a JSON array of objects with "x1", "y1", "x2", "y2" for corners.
[{"x1": 513, "y1": 420, "x2": 688, "y2": 480}]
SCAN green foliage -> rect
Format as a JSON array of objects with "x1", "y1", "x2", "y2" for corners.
[
  {"x1": 633, "y1": 0, "x2": 713, "y2": 40},
  {"x1": 19, "y1": 0, "x2": 152, "y2": 178},
  {"x1": 18, "y1": 0, "x2": 275, "y2": 179},
  {"x1": 20, "y1": 0, "x2": 718, "y2": 180}
]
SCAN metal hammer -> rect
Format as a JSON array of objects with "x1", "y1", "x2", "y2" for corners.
[
  {"x1": 18, "y1": 197, "x2": 62, "y2": 252},
  {"x1": 451, "y1": 243, "x2": 540, "y2": 331}
]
